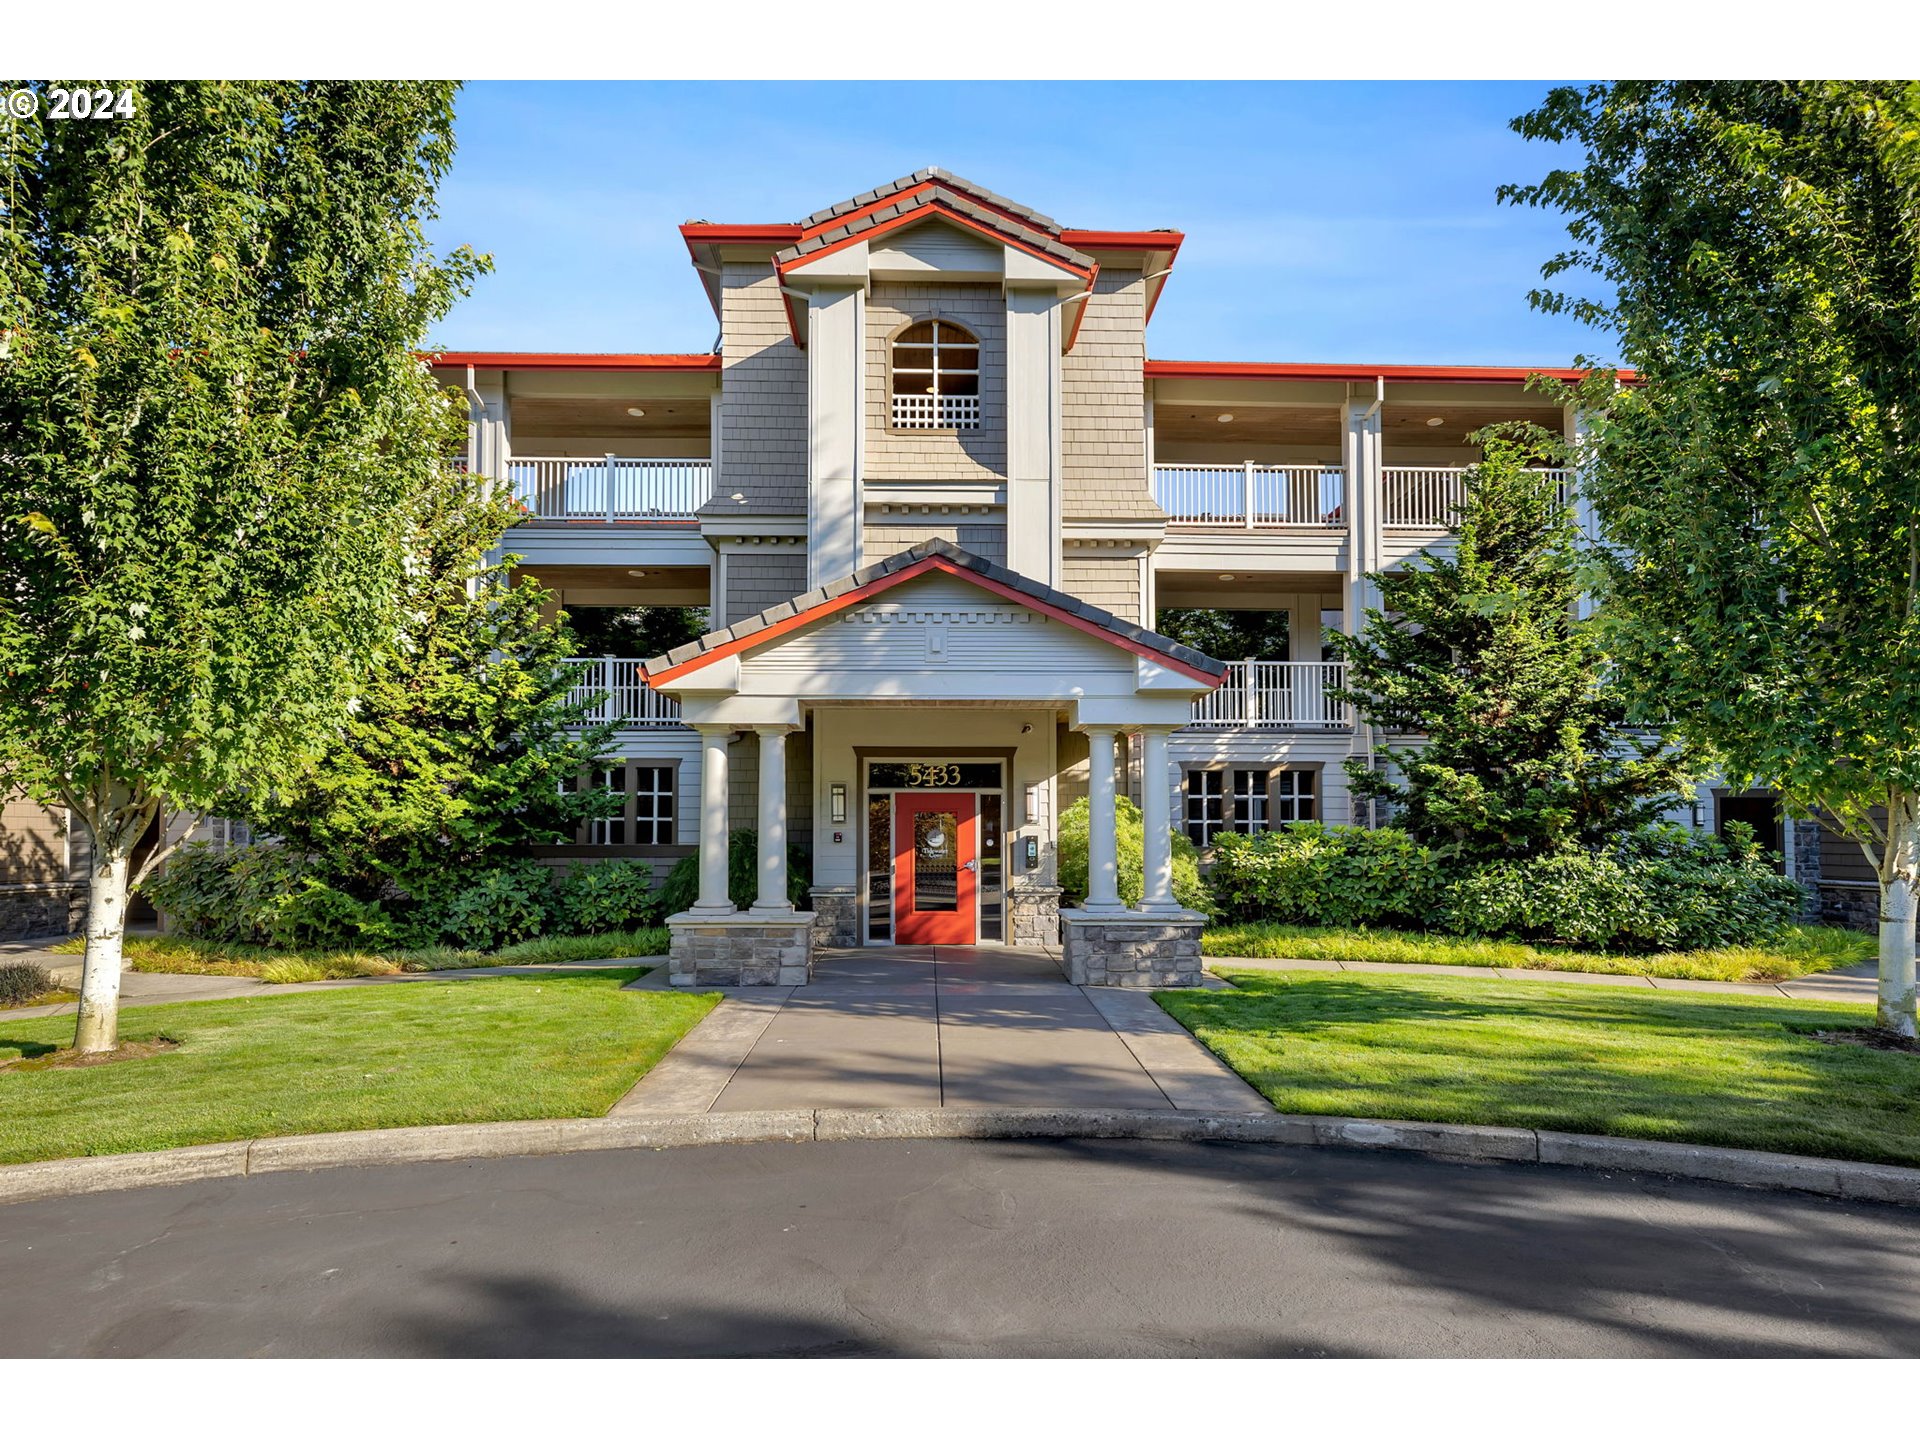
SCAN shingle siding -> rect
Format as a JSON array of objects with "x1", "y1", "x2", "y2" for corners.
[
  {"x1": 711, "y1": 263, "x2": 807, "y2": 518},
  {"x1": 724, "y1": 547, "x2": 809, "y2": 624},
  {"x1": 1061, "y1": 267, "x2": 1161, "y2": 522},
  {"x1": 1061, "y1": 553, "x2": 1141, "y2": 623},
  {"x1": 863, "y1": 521, "x2": 1008, "y2": 567},
  {"x1": 865, "y1": 282, "x2": 1006, "y2": 483}
]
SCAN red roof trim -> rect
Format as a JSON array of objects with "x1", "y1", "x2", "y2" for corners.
[
  {"x1": 645, "y1": 554, "x2": 1222, "y2": 688},
  {"x1": 678, "y1": 223, "x2": 803, "y2": 245},
  {"x1": 1061, "y1": 229, "x2": 1184, "y2": 252},
  {"x1": 1144, "y1": 359, "x2": 1634, "y2": 385},
  {"x1": 426, "y1": 352, "x2": 720, "y2": 372},
  {"x1": 776, "y1": 199, "x2": 1092, "y2": 282}
]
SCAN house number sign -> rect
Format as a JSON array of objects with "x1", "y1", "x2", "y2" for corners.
[{"x1": 868, "y1": 761, "x2": 1002, "y2": 790}]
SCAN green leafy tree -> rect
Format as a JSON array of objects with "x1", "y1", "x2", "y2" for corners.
[
  {"x1": 1155, "y1": 607, "x2": 1292, "y2": 661},
  {"x1": 0, "y1": 82, "x2": 484, "y2": 1050},
  {"x1": 563, "y1": 604, "x2": 709, "y2": 659},
  {"x1": 1330, "y1": 431, "x2": 1692, "y2": 860},
  {"x1": 1501, "y1": 81, "x2": 1920, "y2": 1033},
  {"x1": 231, "y1": 470, "x2": 620, "y2": 915}
]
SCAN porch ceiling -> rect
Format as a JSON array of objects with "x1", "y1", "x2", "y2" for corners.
[
  {"x1": 1156, "y1": 404, "x2": 1341, "y2": 448},
  {"x1": 1381, "y1": 401, "x2": 1563, "y2": 448},
  {"x1": 508, "y1": 395, "x2": 711, "y2": 443}
]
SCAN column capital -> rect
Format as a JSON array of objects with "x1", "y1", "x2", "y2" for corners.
[
  {"x1": 691, "y1": 722, "x2": 736, "y2": 738},
  {"x1": 752, "y1": 722, "x2": 802, "y2": 738}
]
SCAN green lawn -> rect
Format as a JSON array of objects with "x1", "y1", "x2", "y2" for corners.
[
  {"x1": 1201, "y1": 920, "x2": 1870, "y2": 983},
  {"x1": 0, "y1": 968, "x2": 716, "y2": 1167},
  {"x1": 48, "y1": 928, "x2": 671, "y2": 983},
  {"x1": 1158, "y1": 968, "x2": 1920, "y2": 1167}
]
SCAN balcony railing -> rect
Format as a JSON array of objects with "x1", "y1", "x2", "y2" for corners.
[
  {"x1": 1383, "y1": 467, "x2": 1573, "y2": 529},
  {"x1": 891, "y1": 394, "x2": 981, "y2": 429},
  {"x1": 563, "y1": 658, "x2": 684, "y2": 728},
  {"x1": 1186, "y1": 661, "x2": 1350, "y2": 730},
  {"x1": 1153, "y1": 464, "x2": 1346, "y2": 529},
  {"x1": 509, "y1": 456, "x2": 712, "y2": 523}
]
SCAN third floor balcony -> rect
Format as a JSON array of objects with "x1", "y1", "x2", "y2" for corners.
[{"x1": 510, "y1": 455, "x2": 713, "y2": 525}]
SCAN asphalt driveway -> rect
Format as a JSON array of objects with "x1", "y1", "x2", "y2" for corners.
[{"x1": 6, "y1": 1139, "x2": 1920, "y2": 1357}]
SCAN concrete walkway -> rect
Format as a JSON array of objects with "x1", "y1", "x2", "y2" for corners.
[
  {"x1": 616, "y1": 945, "x2": 1267, "y2": 1116},
  {"x1": 1208, "y1": 954, "x2": 1881, "y2": 1003}
]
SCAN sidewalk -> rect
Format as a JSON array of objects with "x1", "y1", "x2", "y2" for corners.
[
  {"x1": 1205, "y1": 954, "x2": 1880, "y2": 1003},
  {"x1": 615, "y1": 945, "x2": 1269, "y2": 1115}
]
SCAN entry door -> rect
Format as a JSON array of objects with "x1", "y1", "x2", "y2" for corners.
[{"x1": 893, "y1": 793, "x2": 978, "y2": 944}]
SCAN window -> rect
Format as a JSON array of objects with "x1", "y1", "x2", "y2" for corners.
[
  {"x1": 1271, "y1": 769, "x2": 1316, "y2": 824},
  {"x1": 890, "y1": 319, "x2": 980, "y2": 429},
  {"x1": 1185, "y1": 769, "x2": 1225, "y2": 846},
  {"x1": 569, "y1": 763, "x2": 676, "y2": 846},
  {"x1": 1231, "y1": 769, "x2": 1268, "y2": 832}
]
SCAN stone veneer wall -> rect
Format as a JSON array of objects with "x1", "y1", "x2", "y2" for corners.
[
  {"x1": 0, "y1": 884, "x2": 85, "y2": 941},
  {"x1": 809, "y1": 887, "x2": 860, "y2": 947},
  {"x1": 668, "y1": 913, "x2": 817, "y2": 987},
  {"x1": 1817, "y1": 884, "x2": 1879, "y2": 933},
  {"x1": 1061, "y1": 910, "x2": 1203, "y2": 988},
  {"x1": 1009, "y1": 885, "x2": 1062, "y2": 946}
]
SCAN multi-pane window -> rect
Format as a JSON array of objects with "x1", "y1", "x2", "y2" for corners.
[
  {"x1": 570, "y1": 763, "x2": 675, "y2": 846},
  {"x1": 891, "y1": 319, "x2": 980, "y2": 429},
  {"x1": 1185, "y1": 768, "x2": 1317, "y2": 845},
  {"x1": 1271, "y1": 769, "x2": 1316, "y2": 824}
]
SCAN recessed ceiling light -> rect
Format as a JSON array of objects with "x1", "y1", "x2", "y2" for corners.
[
  {"x1": 626, "y1": 569, "x2": 647, "y2": 577},
  {"x1": 1216, "y1": 413, "x2": 1234, "y2": 423},
  {"x1": 1425, "y1": 416, "x2": 1445, "y2": 427},
  {"x1": 626, "y1": 406, "x2": 647, "y2": 417},
  {"x1": 1218, "y1": 573, "x2": 1235, "y2": 581}
]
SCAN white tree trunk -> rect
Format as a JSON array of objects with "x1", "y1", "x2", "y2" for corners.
[
  {"x1": 1876, "y1": 797, "x2": 1920, "y2": 1039},
  {"x1": 74, "y1": 837, "x2": 133, "y2": 1054}
]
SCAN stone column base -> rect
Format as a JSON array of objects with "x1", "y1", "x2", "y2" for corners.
[
  {"x1": 1061, "y1": 908, "x2": 1205, "y2": 988},
  {"x1": 808, "y1": 887, "x2": 860, "y2": 947},
  {"x1": 666, "y1": 910, "x2": 817, "y2": 987},
  {"x1": 1009, "y1": 885, "x2": 1063, "y2": 947}
]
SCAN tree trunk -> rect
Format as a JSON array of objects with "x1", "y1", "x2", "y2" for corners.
[
  {"x1": 1877, "y1": 796, "x2": 1920, "y2": 1039},
  {"x1": 73, "y1": 836, "x2": 133, "y2": 1054}
]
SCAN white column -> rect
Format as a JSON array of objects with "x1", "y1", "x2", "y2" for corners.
[
  {"x1": 1083, "y1": 726, "x2": 1125, "y2": 912},
  {"x1": 692, "y1": 725, "x2": 734, "y2": 914},
  {"x1": 751, "y1": 724, "x2": 795, "y2": 914},
  {"x1": 1137, "y1": 726, "x2": 1181, "y2": 912}
]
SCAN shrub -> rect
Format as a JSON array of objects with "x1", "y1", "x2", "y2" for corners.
[
  {"x1": 0, "y1": 962, "x2": 54, "y2": 1007},
  {"x1": 437, "y1": 861, "x2": 556, "y2": 950},
  {"x1": 1444, "y1": 824, "x2": 1804, "y2": 951},
  {"x1": 553, "y1": 861, "x2": 656, "y2": 933},
  {"x1": 655, "y1": 831, "x2": 813, "y2": 916},
  {"x1": 1057, "y1": 796, "x2": 1210, "y2": 914},
  {"x1": 1206, "y1": 822, "x2": 1446, "y2": 928},
  {"x1": 144, "y1": 842, "x2": 393, "y2": 950}
]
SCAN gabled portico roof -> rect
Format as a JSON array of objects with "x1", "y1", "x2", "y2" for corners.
[{"x1": 642, "y1": 538, "x2": 1225, "y2": 688}]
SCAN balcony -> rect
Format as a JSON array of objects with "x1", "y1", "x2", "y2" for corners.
[
  {"x1": 1154, "y1": 464, "x2": 1346, "y2": 530},
  {"x1": 891, "y1": 394, "x2": 981, "y2": 430},
  {"x1": 1186, "y1": 661, "x2": 1350, "y2": 730},
  {"x1": 509, "y1": 457, "x2": 713, "y2": 524},
  {"x1": 562, "y1": 658, "x2": 684, "y2": 728},
  {"x1": 1383, "y1": 466, "x2": 1573, "y2": 529}
]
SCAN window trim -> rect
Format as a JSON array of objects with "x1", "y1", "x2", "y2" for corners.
[
  {"x1": 1183, "y1": 763, "x2": 1320, "y2": 845},
  {"x1": 888, "y1": 317, "x2": 982, "y2": 431},
  {"x1": 571, "y1": 759, "x2": 680, "y2": 848}
]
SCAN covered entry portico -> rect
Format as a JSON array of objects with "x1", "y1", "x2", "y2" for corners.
[{"x1": 642, "y1": 540, "x2": 1224, "y2": 987}]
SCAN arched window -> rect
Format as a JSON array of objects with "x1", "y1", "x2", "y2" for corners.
[{"x1": 890, "y1": 319, "x2": 980, "y2": 429}]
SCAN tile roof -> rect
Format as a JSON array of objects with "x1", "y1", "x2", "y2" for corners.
[
  {"x1": 777, "y1": 185, "x2": 1093, "y2": 274},
  {"x1": 642, "y1": 537, "x2": 1226, "y2": 680},
  {"x1": 801, "y1": 168, "x2": 1063, "y2": 234}
]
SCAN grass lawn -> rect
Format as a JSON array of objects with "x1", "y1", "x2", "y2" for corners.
[
  {"x1": 48, "y1": 927, "x2": 671, "y2": 983},
  {"x1": 1201, "y1": 920, "x2": 1870, "y2": 984},
  {"x1": 1159, "y1": 968, "x2": 1920, "y2": 1168},
  {"x1": 0, "y1": 968, "x2": 716, "y2": 1167}
]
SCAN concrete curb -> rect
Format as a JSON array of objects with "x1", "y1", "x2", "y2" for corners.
[{"x1": 6, "y1": 1107, "x2": 1920, "y2": 1209}]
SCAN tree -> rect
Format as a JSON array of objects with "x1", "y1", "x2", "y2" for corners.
[
  {"x1": 1330, "y1": 430, "x2": 1692, "y2": 861},
  {"x1": 1501, "y1": 81, "x2": 1920, "y2": 1033},
  {"x1": 562, "y1": 603, "x2": 709, "y2": 659},
  {"x1": 231, "y1": 469, "x2": 620, "y2": 919},
  {"x1": 1155, "y1": 607, "x2": 1292, "y2": 661},
  {"x1": 0, "y1": 82, "x2": 484, "y2": 1051}
]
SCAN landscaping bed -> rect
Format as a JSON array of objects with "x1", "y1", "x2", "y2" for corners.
[
  {"x1": 1201, "y1": 920, "x2": 1869, "y2": 984},
  {"x1": 0, "y1": 967, "x2": 715, "y2": 1166},
  {"x1": 47, "y1": 927, "x2": 670, "y2": 983},
  {"x1": 1157, "y1": 967, "x2": 1920, "y2": 1168}
]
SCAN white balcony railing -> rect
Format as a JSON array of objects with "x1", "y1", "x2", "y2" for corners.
[
  {"x1": 1153, "y1": 464, "x2": 1346, "y2": 529},
  {"x1": 1383, "y1": 467, "x2": 1573, "y2": 529},
  {"x1": 1186, "y1": 661, "x2": 1350, "y2": 730},
  {"x1": 509, "y1": 457, "x2": 712, "y2": 523},
  {"x1": 891, "y1": 394, "x2": 981, "y2": 429},
  {"x1": 563, "y1": 658, "x2": 684, "y2": 728}
]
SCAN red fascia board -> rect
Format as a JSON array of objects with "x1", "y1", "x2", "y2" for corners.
[
  {"x1": 678, "y1": 223, "x2": 803, "y2": 246},
  {"x1": 427, "y1": 352, "x2": 720, "y2": 372},
  {"x1": 777, "y1": 200, "x2": 1092, "y2": 282},
  {"x1": 645, "y1": 554, "x2": 1222, "y2": 688},
  {"x1": 1065, "y1": 263, "x2": 1099, "y2": 351},
  {"x1": 1061, "y1": 229, "x2": 1184, "y2": 253},
  {"x1": 1143, "y1": 359, "x2": 1635, "y2": 385}
]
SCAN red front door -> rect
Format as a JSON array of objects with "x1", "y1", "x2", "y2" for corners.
[{"x1": 893, "y1": 793, "x2": 978, "y2": 944}]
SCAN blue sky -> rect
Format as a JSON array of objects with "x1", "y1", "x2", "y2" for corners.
[{"x1": 429, "y1": 81, "x2": 1607, "y2": 367}]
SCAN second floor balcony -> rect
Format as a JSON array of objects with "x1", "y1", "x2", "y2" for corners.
[
  {"x1": 510, "y1": 456, "x2": 713, "y2": 524},
  {"x1": 563, "y1": 658, "x2": 683, "y2": 727},
  {"x1": 1184, "y1": 661, "x2": 1350, "y2": 730}
]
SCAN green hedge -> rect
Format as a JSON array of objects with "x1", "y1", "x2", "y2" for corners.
[
  {"x1": 1057, "y1": 796, "x2": 1211, "y2": 914},
  {"x1": 1206, "y1": 821, "x2": 1805, "y2": 952}
]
